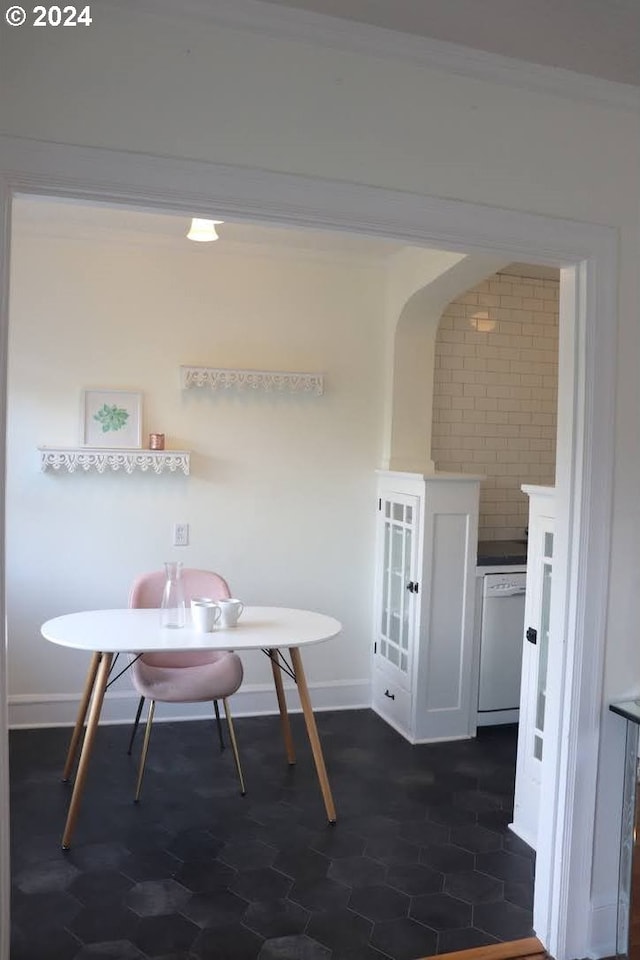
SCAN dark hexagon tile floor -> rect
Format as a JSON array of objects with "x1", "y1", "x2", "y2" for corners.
[{"x1": 9, "y1": 711, "x2": 534, "y2": 958}]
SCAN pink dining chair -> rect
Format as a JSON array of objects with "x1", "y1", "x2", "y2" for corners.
[{"x1": 127, "y1": 568, "x2": 245, "y2": 802}]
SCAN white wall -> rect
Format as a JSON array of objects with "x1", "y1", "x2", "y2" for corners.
[
  {"x1": 1, "y1": 3, "x2": 640, "y2": 953},
  {"x1": 7, "y1": 221, "x2": 386, "y2": 721}
]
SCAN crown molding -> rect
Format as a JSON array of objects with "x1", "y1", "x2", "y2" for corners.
[{"x1": 94, "y1": 0, "x2": 640, "y2": 112}]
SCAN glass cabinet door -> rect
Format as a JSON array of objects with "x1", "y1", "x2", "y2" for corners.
[
  {"x1": 512, "y1": 492, "x2": 555, "y2": 851},
  {"x1": 532, "y1": 526, "x2": 553, "y2": 764},
  {"x1": 377, "y1": 493, "x2": 419, "y2": 683}
]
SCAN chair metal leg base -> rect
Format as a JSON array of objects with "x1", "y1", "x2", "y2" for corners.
[
  {"x1": 222, "y1": 698, "x2": 246, "y2": 796},
  {"x1": 134, "y1": 699, "x2": 156, "y2": 803},
  {"x1": 213, "y1": 699, "x2": 225, "y2": 752},
  {"x1": 127, "y1": 696, "x2": 145, "y2": 756}
]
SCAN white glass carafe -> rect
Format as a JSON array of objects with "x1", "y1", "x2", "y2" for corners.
[{"x1": 161, "y1": 560, "x2": 186, "y2": 628}]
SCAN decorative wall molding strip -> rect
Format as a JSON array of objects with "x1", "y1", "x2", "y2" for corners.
[
  {"x1": 39, "y1": 447, "x2": 190, "y2": 475},
  {"x1": 181, "y1": 365, "x2": 324, "y2": 395}
]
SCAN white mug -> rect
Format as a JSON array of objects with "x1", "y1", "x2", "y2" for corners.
[
  {"x1": 218, "y1": 598, "x2": 244, "y2": 628},
  {"x1": 190, "y1": 598, "x2": 221, "y2": 633}
]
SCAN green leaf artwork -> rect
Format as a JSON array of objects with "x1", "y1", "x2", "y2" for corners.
[{"x1": 93, "y1": 403, "x2": 130, "y2": 434}]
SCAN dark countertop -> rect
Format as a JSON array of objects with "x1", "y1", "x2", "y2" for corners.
[
  {"x1": 610, "y1": 699, "x2": 640, "y2": 726},
  {"x1": 477, "y1": 539, "x2": 528, "y2": 566}
]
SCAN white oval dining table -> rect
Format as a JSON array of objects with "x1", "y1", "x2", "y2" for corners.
[{"x1": 41, "y1": 606, "x2": 342, "y2": 848}]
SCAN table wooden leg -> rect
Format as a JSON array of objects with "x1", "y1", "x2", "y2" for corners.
[
  {"x1": 289, "y1": 646, "x2": 336, "y2": 823},
  {"x1": 61, "y1": 651, "x2": 113, "y2": 850},
  {"x1": 62, "y1": 651, "x2": 101, "y2": 782},
  {"x1": 269, "y1": 649, "x2": 296, "y2": 765}
]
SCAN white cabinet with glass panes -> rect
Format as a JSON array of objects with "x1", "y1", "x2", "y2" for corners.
[
  {"x1": 372, "y1": 471, "x2": 482, "y2": 743},
  {"x1": 511, "y1": 485, "x2": 556, "y2": 851}
]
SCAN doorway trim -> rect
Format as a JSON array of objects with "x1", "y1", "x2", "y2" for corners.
[{"x1": 0, "y1": 134, "x2": 618, "y2": 960}]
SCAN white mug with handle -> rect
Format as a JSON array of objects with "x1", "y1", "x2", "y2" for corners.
[
  {"x1": 190, "y1": 598, "x2": 221, "y2": 633},
  {"x1": 217, "y1": 598, "x2": 244, "y2": 628}
]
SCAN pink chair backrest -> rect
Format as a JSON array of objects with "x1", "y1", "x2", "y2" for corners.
[
  {"x1": 129, "y1": 569, "x2": 232, "y2": 668},
  {"x1": 129, "y1": 569, "x2": 231, "y2": 608}
]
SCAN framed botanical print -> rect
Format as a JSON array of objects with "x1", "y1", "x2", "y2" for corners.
[{"x1": 81, "y1": 389, "x2": 142, "y2": 448}]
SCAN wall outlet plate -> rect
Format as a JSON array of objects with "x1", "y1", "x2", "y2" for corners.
[{"x1": 173, "y1": 523, "x2": 189, "y2": 546}]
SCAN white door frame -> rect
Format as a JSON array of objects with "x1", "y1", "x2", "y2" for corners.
[{"x1": 0, "y1": 135, "x2": 618, "y2": 960}]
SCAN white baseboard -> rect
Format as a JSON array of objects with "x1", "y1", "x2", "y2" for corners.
[
  {"x1": 587, "y1": 899, "x2": 617, "y2": 959},
  {"x1": 508, "y1": 820, "x2": 537, "y2": 851},
  {"x1": 370, "y1": 706, "x2": 473, "y2": 745},
  {"x1": 476, "y1": 708, "x2": 520, "y2": 726},
  {"x1": 8, "y1": 679, "x2": 371, "y2": 728}
]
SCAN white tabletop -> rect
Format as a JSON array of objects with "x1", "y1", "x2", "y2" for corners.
[{"x1": 41, "y1": 606, "x2": 342, "y2": 654}]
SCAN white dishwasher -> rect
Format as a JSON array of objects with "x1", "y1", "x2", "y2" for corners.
[{"x1": 477, "y1": 572, "x2": 527, "y2": 724}]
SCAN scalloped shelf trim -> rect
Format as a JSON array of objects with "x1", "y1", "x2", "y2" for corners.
[
  {"x1": 181, "y1": 365, "x2": 324, "y2": 395},
  {"x1": 39, "y1": 448, "x2": 190, "y2": 475}
]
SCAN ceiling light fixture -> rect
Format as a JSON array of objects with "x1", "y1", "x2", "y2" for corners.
[
  {"x1": 469, "y1": 311, "x2": 497, "y2": 333},
  {"x1": 187, "y1": 218, "x2": 224, "y2": 242}
]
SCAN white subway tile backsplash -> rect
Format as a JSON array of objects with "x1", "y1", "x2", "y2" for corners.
[
  {"x1": 530, "y1": 438, "x2": 553, "y2": 451},
  {"x1": 433, "y1": 270, "x2": 558, "y2": 540},
  {"x1": 460, "y1": 436, "x2": 486, "y2": 449},
  {"x1": 451, "y1": 396, "x2": 476, "y2": 410},
  {"x1": 485, "y1": 360, "x2": 510, "y2": 374},
  {"x1": 439, "y1": 329, "x2": 465, "y2": 343},
  {"x1": 475, "y1": 397, "x2": 498, "y2": 410},
  {"x1": 440, "y1": 408, "x2": 464, "y2": 422},
  {"x1": 441, "y1": 355, "x2": 465, "y2": 370},
  {"x1": 464, "y1": 358, "x2": 488, "y2": 372},
  {"x1": 522, "y1": 322, "x2": 543, "y2": 336},
  {"x1": 509, "y1": 283, "x2": 534, "y2": 297},
  {"x1": 480, "y1": 436, "x2": 509, "y2": 448},
  {"x1": 462, "y1": 383, "x2": 487, "y2": 397},
  {"x1": 450, "y1": 421, "x2": 477, "y2": 436},
  {"x1": 533, "y1": 337, "x2": 558, "y2": 352},
  {"x1": 508, "y1": 411, "x2": 532, "y2": 425},
  {"x1": 496, "y1": 449, "x2": 524, "y2": 463},
  {"x1": 485, "y1": 412, "x2": 510, "y2": 424},
  {"x1": 473, "y1": 449, "x2": 496, "y2": 461},
  {"x1": 441, "y1": 382, "x2": 464, "y2": 396},
  {"x1": 459, "y1": 343, "x2": 478, "y2": 357}
]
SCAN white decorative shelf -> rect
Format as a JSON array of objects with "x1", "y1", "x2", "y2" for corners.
[
  {"x1": 181, "y1": 365, "x2": 324, "y2": 395},
  {"x1": 39, "y1": 448, "x2": 190, "y2": 475}
]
